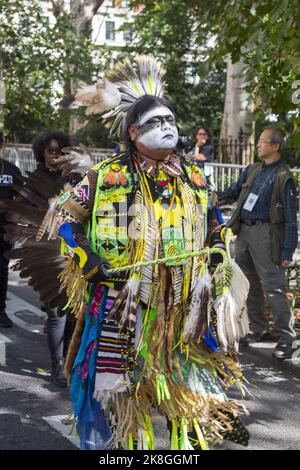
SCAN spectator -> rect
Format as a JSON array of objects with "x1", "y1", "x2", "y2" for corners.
[
  {"x1": 218, "y1": 127, "x2": 298, "y2": 359},
  {"x1": 32, "y1": 131, "x2": 75, "y2": 386},
  {"x1": 0, "y1": 132, "x2": 22, "y2": 328},
  {"x1": 189, "y1": 126, "x2": 215, "y2": 164},
  {"x1": 188, "y1": 126, "x2": 215, "y2": 189}
]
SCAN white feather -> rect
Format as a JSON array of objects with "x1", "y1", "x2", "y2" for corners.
[
  {"x1": 55, "y1": 144, "x2": 93, "y2": 176},
  {"x1": 224, "y1": 292, "x2": 239, "y2": 351},
  {"x1": 229, "y1": 260, "x2": 250, "y2": 337},
  {"x1": 214, "y1": 295, "x2": 228, "y2": 352},
  {"x1": 119, "y1": 276, "x2": 140, "y2": 328},
  {"x1": 74, "y1": 79, "x2": 121, "y2": 115},
  {"x1": 215, "y1": 291, "x2": 240, "y2": 353}
]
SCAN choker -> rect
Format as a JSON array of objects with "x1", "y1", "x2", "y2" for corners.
[{"x1": 134, "y1": 152, "x2": 182, "y2": 178}]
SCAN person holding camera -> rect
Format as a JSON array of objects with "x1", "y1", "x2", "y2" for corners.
[
  {"x1": 189, "y1": 126, "x2": 215, "y2": 164},
  {"x1": 188, "y1": 126, "x2": 215, "y2": 190}
]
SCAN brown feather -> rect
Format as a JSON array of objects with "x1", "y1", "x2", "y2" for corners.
[
  {"x1": 36, "y1": 197, "x2": 58, "y2": 241},
  {"x1": 25, "y1": 171, "x2": 58, "y2": 199},
  {"x1": 12, "y1": 184, "x2": 49, "y2": 210},
  {"x1": 64, "y1": 303, "x2": 86, "y2": 384},
  {"x1": 3, "y1": 224, "x2": 37, "y2": 244},
  {"x1": 2, "y1": 202, "x2": 43, "y2": 226}
]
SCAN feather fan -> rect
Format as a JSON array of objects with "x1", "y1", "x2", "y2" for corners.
[
  {"x1": 1, "y1": 160, "x2": 87, "y2": 310},
  {"x1": 54, "y1": 144, "x2": 93, "y2": 177}
]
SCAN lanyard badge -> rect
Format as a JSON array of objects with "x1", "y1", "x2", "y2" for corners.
[{"x1": 243, "y1": 193, "x2": 259, "y2": 212}]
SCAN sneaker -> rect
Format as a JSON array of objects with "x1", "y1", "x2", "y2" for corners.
[
  {"x1": 258, "y1": 331, "x2": 278, "y2": 342},
  {"x1": 0, "y1": 310, "x2": 13, "y2": 328},
  {"x1": 240, "y1": 331, "x2": 277, "y2": 345},
  {"x1": 272, "y1": 343, "x2": 295, "y2": 360},
  {"x1": 51, "y1": 362, "x2": 67, "y2": 388}
]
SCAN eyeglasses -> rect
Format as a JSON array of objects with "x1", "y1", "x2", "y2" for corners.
[
  {"x1": 257, "y1": 139, "x2": 272, "y2": 145},
  {"x1": 257, "y1": 139, "x2": 281, "y2": 145},
  {"x1": 46, "y1": 146, "x2": 61, "y2": 154}
]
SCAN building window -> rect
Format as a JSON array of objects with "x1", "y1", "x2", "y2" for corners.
[
  {"x1": 106, "y1": 21, "x2": 115, "y2": 41},
  {"x1": 123, "y1": 29, "x2": 132, "y2": 42}
]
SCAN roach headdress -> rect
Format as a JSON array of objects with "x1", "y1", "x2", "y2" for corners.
[{"x1": 69, "y1": 55, "x2": 166, "y2": 140}]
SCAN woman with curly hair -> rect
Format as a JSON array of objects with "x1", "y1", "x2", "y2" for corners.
[
  {"x1": 32, "y1": 130, "x2": 71, "y2": 173},
  {"x1": 32, "y1": 130, "x2": 76, "y2": 387}
]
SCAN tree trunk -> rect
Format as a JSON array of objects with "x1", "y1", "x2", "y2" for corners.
[
  {"x1": 0, "y1": 53, "x2": 5, "y2": 134},
  {"x1": 51, "y1": 1, "x2": 105, "y2": 136},
  {"x1": 220, "y1": 56, "x2": 255, "y2": 165},
  {"x1": 69, "y1": 0, "x2": 104, "y2": 37}
]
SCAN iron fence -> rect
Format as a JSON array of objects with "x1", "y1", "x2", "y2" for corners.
[
  {"x1": 206, "y1": 162, "x2": 300, "y2": 232},
  {"x1": 4, "y1": 144, "x2": 113, "y2": 174},
  {"x1": 3, "y1": 144, "x2": 300, "y2": 232},
  {"x1": 210, "y1": 129, "x2": 296, "y2": 166},
  {"x1": 213, "y1": 129, "x2": 256, "y2": 165}
]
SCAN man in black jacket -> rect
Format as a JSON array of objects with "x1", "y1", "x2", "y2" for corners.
[{"x1": 0, "y1": 132, "x2": 22, "y2": 327}]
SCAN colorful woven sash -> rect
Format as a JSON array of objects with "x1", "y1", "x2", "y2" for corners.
[{"x1": 94, "y1": 288, "x2": 135, "y2": 401}]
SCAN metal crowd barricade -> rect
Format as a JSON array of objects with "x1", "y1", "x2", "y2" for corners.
[
  {"x1": 5, "y1": 144, "x2": 36, "y2": 173},
  {"x1": 4, "y1": 145, "x2": 114, "y2": 174},
  {"x1": 206, "y1": 162, "x2": 300, "y2": 232},
  {"x1": 3, "y1": 145, "x2": 300, "y2": 231}
]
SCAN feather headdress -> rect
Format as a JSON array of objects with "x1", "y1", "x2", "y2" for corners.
[{"x1": 66, "y1": 55, "x2": 166, "y2": 139}]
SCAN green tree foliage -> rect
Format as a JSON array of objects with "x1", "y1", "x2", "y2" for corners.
[
  {"x1": 205, "y1": 0, "x2": 300, "y2": 143},
  {"x1": 2, "y1": 0, "x2": 299, "y2": 152},
  {"x1": 127, "y1": 0, "x2": 300, "y2": 152},
  {"x1": 124, "y1": 0, "x2": 226, "y2": 141},
  {"x1": 0, "y1": 0, "x2": 97, "y2": 142}
]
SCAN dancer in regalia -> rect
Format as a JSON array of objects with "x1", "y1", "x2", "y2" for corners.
[{"x1": 54, "y1": 56, "x2": 250, "y2": 450}]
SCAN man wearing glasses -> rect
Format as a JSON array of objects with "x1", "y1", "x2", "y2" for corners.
[{"x1": 218, "y1": 127, "x2": 298, "y2": 359}]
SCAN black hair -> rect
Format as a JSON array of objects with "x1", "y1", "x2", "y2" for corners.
[
  {"x1": 122, "y1": 95, "x2": 176, "y2": 148},
  {"x1": 195, "y1": 125, "x2": 212, "y2": 143},
  {"x1": 0, "y1": 131, "x2": 4, "y2": 147},
  {"x1": 32, "y1": 130, "x2": 70, "y2": 164},
  {"x1": 263, "y1": 126, "x2": 285, "y2": 148}
]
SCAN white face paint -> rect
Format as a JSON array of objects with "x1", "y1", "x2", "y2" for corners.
[{"x1": 134, "y1": 106, "x2": 179, "y2": 150}]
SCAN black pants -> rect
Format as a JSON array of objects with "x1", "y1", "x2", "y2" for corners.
[
  {"x1": 0, "y1": 235, "x2": 11, "y2": 312},
  {"x1": 44, "y1": 305, "x2": 75, "y2": 364}
]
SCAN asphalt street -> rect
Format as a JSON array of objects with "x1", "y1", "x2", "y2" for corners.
[{"x1": 0, "y1": 270, "x2": 299, "y2": 451}]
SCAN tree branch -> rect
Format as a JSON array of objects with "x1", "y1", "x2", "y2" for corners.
[{"x1": 50, "y1": 0, "x2": 65, "y2": 18}]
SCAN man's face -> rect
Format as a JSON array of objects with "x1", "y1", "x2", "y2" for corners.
[
  {"x1": 43, "y1": 139, "x2": 62, "y2": 170},
  {"x1": 257, "y1": 130, "x2": 280, "y2": 159},
  {"x1": 130, "y1": 106, "x2": 179, "y2": 153}
]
